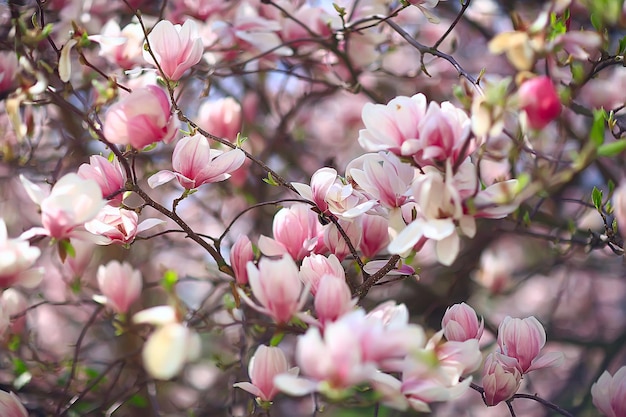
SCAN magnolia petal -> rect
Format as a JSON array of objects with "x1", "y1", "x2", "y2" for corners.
[
  {"x1": 273, "y1": 374, "x2": 318, "y2": 396},
  {"x1": 15, "y1": 267, "x2": 44, "y2": 288},
  {"x1": 137, "y1": 218, "x2": 166, "y2": 233},
  {"x1": 257, "y1": 235, "x2": 288, "y2": 257},
  {"x1": 233, "y1": 381, "x2": 263, "y2": 398},
  {"x1": 59, "y1": 39, "x2": 78, "y2": 83},
  {"x1": 436, "y1": 233, "x2": 460, "y2": 266},
  {"x1": 19, "y1": 175, "x2": 47, "y2": 205},
  {"x1": 133, "y1": 305, "x2": 177, "y2": 326},
  {"x1": 147, "y1": 170, "x2": 177, "y2": 188},
  {"x1": 388, "y1": 220, "x2": 424, "y2": 254},
  {"x1": 527, "y1": 351, "x2": 564, "y2": 372}
]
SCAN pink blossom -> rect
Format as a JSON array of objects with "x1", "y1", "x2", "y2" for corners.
[
  {"x1": 0, "y1": 390, "x2": 28, "y2": 417},
  {"x1": 415, "y1": 101, "x2": 472, "y2": 166},
  {"x1": 2, "y1": 289, "x2": 27, "y2": 335},
  {"x1": 323, "y1": 219, "x2": 362, "y2": 262},
  {"x1": 238, "y1": 255, "x2": 307, "y2": 324},
  {"x1": 84, "y1": 205, "x2": 163, "y2": 245},
  {"x1": 144, "y1": 19, "x2": 203, "y2": 81},
  {"x1": 358, "y1": 94, "x2": 427, "y2": 156},
  {"x1": 20, "y1": 173, "x2": 107, "y2": 241},
  {"x1": 518, "y1": 76, "x2": 561, "y2": 130},
  {"x1": 347, "y1": 152, "x2": 414, "y2": 210},
  {"x1": 148, "y1": 134, "x2": 245, "y2": 189},
  {"x1": 358, "y1": 214, "x2": 390, "y2": 259},
  {"x1": 77, "y1": 155, "x2": 127, "y2": 204},
  {"x1": 0, "y1": 51, "x2": 18, "y2": 93},
  {"x1": 103, "y1": 85, "x2": 179, "y2": 149},
  {"x1": 96, "y1": 260, "x2": 142, "y2": 314},
  {"x1": 442, "y1": 302, "x2": 484, "y2": 342},
  {"x1": 88, "y1": 20, "x2": 145, "y2": 69},
  {"x1": 0, "y1": 218, "x2": 43, "y2": 289},
  {"x1": 230, "y1": 235, "x2": 254, "y2": 285},
  {"x1": 196, "y1": 97, "x2": 243, "y2": 140},
  {"x1": 258, "y1": 204, "x2": 320, "y2": 261},
  {"x1": 234, "y1": 345, "x2": 298, "y2": 403},
  {"x1": 299, "y1": 254, "x2": 345, "y2": 295},
  {"x1": 314, "y1": 275, "x2": 356, "y2": 326},
  {"x1": 497, "y1": 316, "x2": 564, "y2": 374},
  {"x1": 591, "y1": 366, "x2": 626, "y2": 417},
  {"x1": 482, "y1": 352, "x2": 522, "y2": 406}
]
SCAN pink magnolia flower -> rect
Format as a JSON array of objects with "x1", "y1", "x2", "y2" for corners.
[
  {"x1": 133, "y1": 306, "x2": 201, "y2": 380},
  {"x1": 441, "y1": 302, "x2": 484, "y2": 342},
  {"x1": 322, "y1": 219, "x2": 362, "y2": 262},
  {"x1": 238, "y1": 255, "x2": 307, "y2": 324},
  {"x1": 518, "y1": 75, "x2": 561, "y2": 130},
  {"x1": 144, "y1": 19, "x2": 203, "y2": 81},
  {"x1": 258, "y1": 204, "x2": 320, "y2": 261},
  {"x1": 275, "y1": 310, "x2": 380, "y2": 397},
  {"x1": 88, "y1": 20, "x2": 145, "y2": 69},
  {"x1": 196, "y1": 97, "x2": 243, "y2": 140},
  {"x1": 591, "y1": 366, "x2": 626, "y2": 417},
  {"x1": 482, "y1": 352, "x2": 522, "y2": 406},
  {"x1": 77, "y1": 155, "x2": 127, "y2": 204},
  {"x1": 0, "y1": 390, "x2": 28, "y2": 417},
  {"x1": 0, "y1": 51, "x2": 18, "y2": 94},
  {"x1": 20, "y1": 173, "x2": 107, "y2": 241},
  {"x1": 497, "y1": 316, "x2": 564, "y2": 374},
  {"x1": 314, "y1": 275, "x2": 356, "y2": 326},
  {"x1": 358, "y1": 94, "x2": 427, "y2": 156},
  {"x1": 358, "y1": 214, "x2": 390, "y2": 259},
  {"x1": 230, "y1": 235, "x2": 254, "y2": 285},
  {"x1": 234, "y1": 345, "x2": 299, "y2": 403},
  {"x1": 0, "y1": 218, "x2": 43, "y2": 289},
  {"x1": 293, "y1": 167, "x2": 376, "y2": 220},
  {"x1": 415, "y1": 100, "x2": 472, "y2": 167},
  {"x1": 84, "y1": 205, "x2": 161, "y2": 245},
  {"x1": 299, "y1": 254, "x2": 345, "y2": 295},
  {"x1": 95, "y1": 260, "x2": 142, "y2": 314},
  {"x1": 148, "y1": 134, "x2": 245, "y2": 190},
  {"x1": 103, "y1": 85, "x2": 179, "y2": 149}
]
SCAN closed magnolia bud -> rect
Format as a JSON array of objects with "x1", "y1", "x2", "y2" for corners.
[
  {"x1": 96, "y1": 261, "x2": 142, "y2": 314},
  {"x1": 518, "y1": 75, "x2": 561, "y2": 130},
  {"x1": 441, "y1": 302, "x2": 484, "y2": 342},
  {"x1": 591, "y1": 366, "x2": 626, "y2": 417}
]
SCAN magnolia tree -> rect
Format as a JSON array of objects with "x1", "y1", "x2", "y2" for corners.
[{"x1": 1, "y1": 0, "x2": 626, "y2": 416}]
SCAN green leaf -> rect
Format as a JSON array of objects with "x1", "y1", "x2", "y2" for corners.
[
  {"x1": 269, "y1": 332, "x2": 285, "y2": 346},
  {"x1": 128, "y1": 394, "x2": 148, "y2": 408},
  {"x1": 162, "y1": 270, "x2": 178, "y2": 291},
  {"x1": 332, "y1": 3, "x2": 346, "y2": 16},
  {"x1": 590, "y1": 12, "x2": 603, "y2": 31},
  {"x1": 618, "y1": 35, "x2": 626, "y2": 54},
  {"x1": 590, "y1": 109, "x2": 606, "y2": 147},
  {"x1": 58, "y1": 239, "x2": 76, "y2": 262},
  {"x1": 598, "y1": 139, "x2": 626, "y2": 156},
  {"x1": 262, "y1": 172, "x2": 279, "y2": 186},
  {"x1": 592, "y1": 186, "x2": 603, "y2": 210}
]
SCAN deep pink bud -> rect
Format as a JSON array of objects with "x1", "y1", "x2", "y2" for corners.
[
  {"x1": 441, "y1": 302, "x2": 484, "y2": 342},
  {"x1": 359, "y1": 214, "x2": 390, "y2": 259},
  {"x1": 592, "y1": 366, "x2": 626, "y2": 417},
  {"x1": 144, "y1": 20, "x2": 203, "y2": 81},
  {"x1": 104, "y1": 85, "x2": 179, "y2": 149},
  {"x1": 234, "y1": 345, "x2": 298, "y2": 402},
  {"x1": 230, "y1": 235, "x2": 254, "y2": 285},
  {"x1": 518, "y1": 76, "x2": 561, "y2": 130},
  {"x1": 482, "y1": 352, "x2": 522, "y2": 406},
  {"x1": 96, "y1": 261, "x2": 143, "y2": 314}
]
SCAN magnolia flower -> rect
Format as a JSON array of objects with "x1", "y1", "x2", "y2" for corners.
[
  {"x1": 144, "y1": 19, "x2": 203, "y2": 80},
  {"x1": 229, "y1": 235, "x2": 254, "y2": 285},
  {"x1": 0, "y1": 390, "x2": 28, "y2": 417},
  {"x1": 299, "y1": 254, "x2": 345, "y2": 296},
  {"x1": 497, "y1": 316, "x2": 564, "y2": 374},
  {"x1": 88, "y1": 19, "x2": 145, "y2": 69},
  {"x1": 84, "y1": 205, "x2": 164, "y2": 245},
  {"x1": 518, "y1": 75, "x2": 561, "y2": 130},
  {"x1": 234, "y1": 345, "x2": 299, "y2": 403},
  {"x1": 441, "y1": 303, "x2": 484, "y2": 342},
  {"x1": 258, "y1": 204, "x2": 320, "y2": 261},
  {"x1": 95, "y1": 261, "x2": 142, "y2": 314},
  {"x1": 133, "y1": 306, "x2": 201, "y2": 380},
  {"x1": 103, "y1": 85, "x2": 179, "y2": 149},
  {"x1": 238, "y1": 255, "x2": 308, "y2": 324},
  {"x1": 20, "y1": 173, "x2": 107, "y2": 241},
  {"x1": 196, "y1": 97, "x2": 243, "y2": 140},
  {"x1": 77, "y1": 155, "x2": 127, "y2": 204},
  {"x1": 482, "y1": 352, "x2": 522, "y2": 406},
  {"x1": 314, "y1": 275, "x2": 356, "y2": 326},
  {"x1": 148, "y1": 134, "x2": 245, "y2": 189},
  {"x1": 0, "y1": 218, "x2": 43, "y2": 288},
  {"x1": 591, "y1": 366, "x2": 626, "y2": 417},
  {"x1": 2, "y1": 289, "x2": 28, "y2": 335}
]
